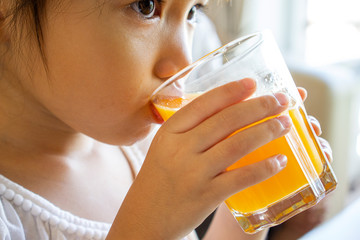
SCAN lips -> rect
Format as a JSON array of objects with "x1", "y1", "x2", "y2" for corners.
[{"x1": 150, "y1": 103, "x2": 164, "y2": 124}]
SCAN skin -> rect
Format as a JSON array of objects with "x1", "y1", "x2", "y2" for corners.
[{"x1": 0, "y1": 0, "x2": 332, "y2": 239}]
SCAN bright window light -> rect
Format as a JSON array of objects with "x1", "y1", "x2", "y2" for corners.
[
  {"x1": 357, "y1": 134, "x2": 360, "y2": 158},
  {"x1": 357, "y1": 109, "x2": 360, "y2": 158},
  {"x1": 306, "y1": 0, "x2": 360, "y2": 65}
]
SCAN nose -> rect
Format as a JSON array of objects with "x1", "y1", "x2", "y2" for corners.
[{"x1": 154, "y1": 27, "x2": 192, "y2": 80}]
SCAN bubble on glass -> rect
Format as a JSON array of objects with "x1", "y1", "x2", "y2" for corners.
[
  {"x1": 263, "y1": 72, "x2": 283, "y2": 89},
  {"x1": 256, "y1": 71, "x2": 297, "y2": 108},
  {"x1": 256, "y1": 71, "x2": 283, "y2": 94}
]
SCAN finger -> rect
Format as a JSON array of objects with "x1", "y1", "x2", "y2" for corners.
[
  {"x1": 211, "y1": 155, "x2": 287, "y2": 200},
  {"x1": 298, "y1": 87, "x2": 307, "y2": 102},
  {"x1": 308, "y1": 115, "x2": 322, "y2": 136},
  {"x1": 191, "y1": 93, "x2": 289, "y2": 153},
  {"x1": 164, "y1": 78, "x2": 256, "y2": 133},
  {"x1": 204, "y1": 115, "x2": 292, "y2": 174},
  {"x1": 318, "y1": 137, "x2": 333, "y2": 162}
]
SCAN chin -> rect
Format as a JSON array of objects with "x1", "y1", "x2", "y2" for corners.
[
  {"x1": 99, "y1": 123, "x2": 157, "y2": 147},
  {"x1": 125, "y1": 124, "x2": 159, "y2": 146}
]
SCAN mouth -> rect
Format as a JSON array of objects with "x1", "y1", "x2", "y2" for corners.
[{"x1": 150, "y1": 102, "x2": 164, "y2": 124}]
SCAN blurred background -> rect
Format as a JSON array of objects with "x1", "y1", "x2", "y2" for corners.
[{"x1": 193, "y1": 0, "x2": 360, "y2": 239}]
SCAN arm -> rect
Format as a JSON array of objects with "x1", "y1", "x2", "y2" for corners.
[{"x1": 203, "y1": 204, "x2": 268, "y2": 240}]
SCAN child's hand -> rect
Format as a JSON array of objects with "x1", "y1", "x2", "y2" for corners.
[
  {"x1": 108, "y1": 78, "x2": 291, "y2": 239},
  {"x1": 264, "y1": 88, "x2": 334, "y2": 240},
  {"x1": 298, "y1": 87, "x2": 333, "y2": 162}
]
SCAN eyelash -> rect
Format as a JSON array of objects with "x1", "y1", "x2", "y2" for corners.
[
  {"x1": 130, "y1": 0, "x2": 206, "y2": 22},
  {"x1": 129, "y1": 0, "x2": 162, "y2": 20},
  {"x1": 188, "y1": 3, "x2": 206, "y2": 22}
]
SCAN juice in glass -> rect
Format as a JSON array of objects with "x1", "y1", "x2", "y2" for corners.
[{"x1": 152, "y1": 94, "x2": 336, "y2": 233}]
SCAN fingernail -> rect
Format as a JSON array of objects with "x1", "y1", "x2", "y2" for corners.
[
  {"x1": 309, "y1": 116, "x2": 322, "y2": 135},
  {"x1": 274, "y1": 92, "x2": 289, "y2": 106},
  {"x1": 324, "y1": 150, "x2": 333, "y2": 163},
  {"x1": 242, "y1": 78, "x2": 256, "y2": 90},
  {"x1": 277, "y1": 115, "x2": 292, "y2": 129},
  {"x1": 276, "y1": 155, "x2": 287, "y2": 169}
]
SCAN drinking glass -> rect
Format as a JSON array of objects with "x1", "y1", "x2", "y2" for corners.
[{"x1": 150, "y1": 30, "x2": 337, "y2": 234}]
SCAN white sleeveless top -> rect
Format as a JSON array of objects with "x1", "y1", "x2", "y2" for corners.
[{"x1": 0, "y1": 131, "x2": 198, "y2": 240}]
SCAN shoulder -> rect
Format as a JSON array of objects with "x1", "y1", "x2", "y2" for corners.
[
  {"x1": 0, "y1": 177, "x2": 26, "y2": 239},
  {"x1": 0, "y1": 175, "x2": 111, "y2": 239}
]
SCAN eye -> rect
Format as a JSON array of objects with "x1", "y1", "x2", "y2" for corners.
[
  {"x1": 187, "y1": 4, "x2": 204, "y2": 22},
  {"x1": 130, "y1": 0, "x2": 158, "y2": 19}
]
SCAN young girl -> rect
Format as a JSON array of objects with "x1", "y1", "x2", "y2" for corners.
[{"x1": 0, "y1": 0, "x2": 331, "y2": 239}]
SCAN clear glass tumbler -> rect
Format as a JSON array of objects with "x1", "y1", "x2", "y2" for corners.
[{"x1": 150, "y1": 30, "x2": 337, "y2": 234}]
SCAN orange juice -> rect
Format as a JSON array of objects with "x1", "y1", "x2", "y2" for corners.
[
  {"x1": 152, "y1": 94, "x2": 336, "y2": 232},
  {"x1": 224, "y1": 106, "x2": 324, "y2": 213}
]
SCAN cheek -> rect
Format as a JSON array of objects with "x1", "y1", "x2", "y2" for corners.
[
  {"x1": 46, "y1": 16, "x2": 156, "y2": 102},
  {"x1": 27, "y1": 9, "x2": 161, "y2": 143}
]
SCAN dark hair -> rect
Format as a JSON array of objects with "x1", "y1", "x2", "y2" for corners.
[
  {"x1": 4, "y1": 0, "x2": 47, "y2": 65},
  {"x1": 5, "y1": 0, "x2": 104, "y2": 67}
]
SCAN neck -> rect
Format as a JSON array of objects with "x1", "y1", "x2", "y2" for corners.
[{"x1": 0, "y1": 73, "x2": 95, "y2": 158}]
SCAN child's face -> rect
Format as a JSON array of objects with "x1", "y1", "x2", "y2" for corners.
[{"x1": 7, "y1": 0, "x2": 207, "y2": 145}]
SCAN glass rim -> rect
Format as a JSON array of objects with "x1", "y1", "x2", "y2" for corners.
[{"x1": 150, "y1": 31, "x2": 266, "y2": 99}]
